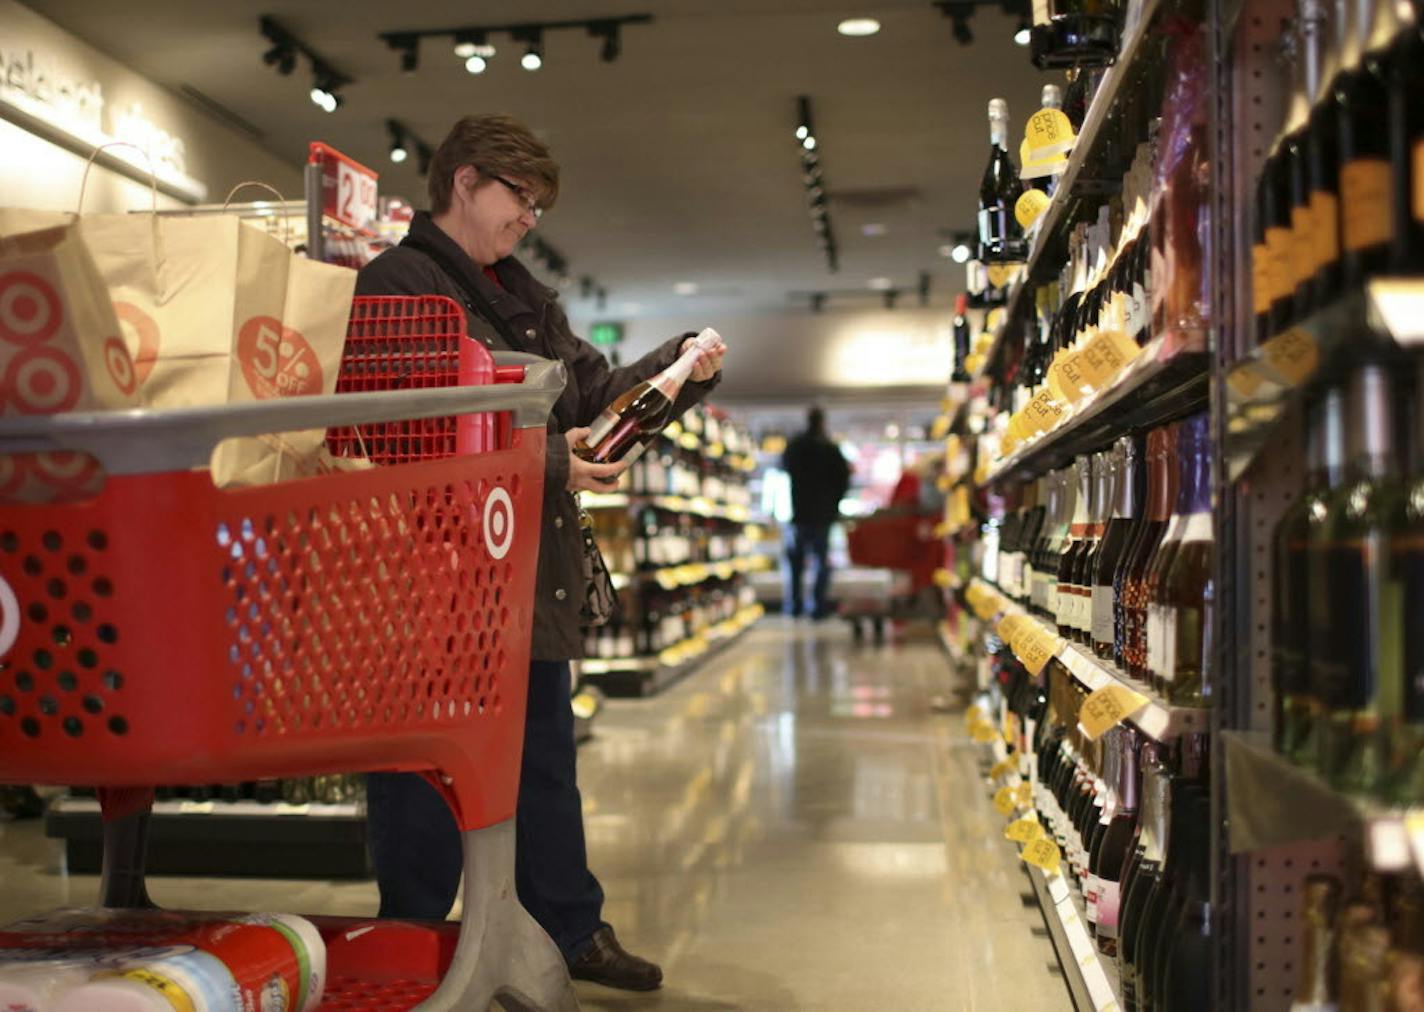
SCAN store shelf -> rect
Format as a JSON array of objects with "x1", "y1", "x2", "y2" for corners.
[
  {"x1": 610, "y1": 555, "x2": 771, "y2": 592},
  {"x1": 971, "y1": 578, "x2": 1209, "y2": 743},
  {"x1": 1223, "y1": 278, "x2": 1424, "y2": 481},
  {"x1": 582, "y1": 492, "x2": 752, "y2": 523},
  {"x1": 45, "y1": 797, "x2": 370, "y2": 879},
  {"x1": 579, "y1": 605, "x2": 764, "y2": 696},
  {"x1": 983, "y1": 0, "x2": 1167, "y2": 376},
  {"x1": 987, "y1": 339, "x2": 1208, "y2": 484},
  {"x1": 1223, "y1": 731, "x2": 1418, "y2": 873},
  {"x1": 1026, "y1": 864, "x2": 1124, "y2": 1012}
]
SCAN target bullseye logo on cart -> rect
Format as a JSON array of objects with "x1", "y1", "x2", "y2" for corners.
[
  {"x1": 0, "y1": 574, "x2": 19, "y2": 658},
  {"x1": 484, "y1": 487, "x2": 514, "y2": 560}
]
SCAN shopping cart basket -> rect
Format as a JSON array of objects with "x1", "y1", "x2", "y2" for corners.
[{"x1": 0, "y1": 340, "x2": 575, "y2": 1009}]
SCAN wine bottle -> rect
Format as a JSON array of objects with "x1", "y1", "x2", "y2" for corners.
[
  {"x1": 1276, "y1": 1, "x2": 1328, "y2": 334},
  {"x1": 1157, "y1": 792, "x2": 1213, "y2": 1012},
  {"x1": 1118, "y1": 741, "x2": 1169, "y2": 1009},
  {"x1": 952, "y1": 293, "x2": 973, "y2": 382},
  {"x1": 1093, "y1": 727, "x2": 1142, "y2": 953},
  {"x1": 1334, "y1": 0, "x2": 1397, "y2": 290},
  {"x1": 980, "y1": 99, "x2": 1027, "y2": 263},
  {"x1": 1018, "y1": 478, "x2": 1048, "y2": 606},
  {"x1": 1288, "y1": 874, "x2": 1342, "y2": 1011},
  {"x1": 1398, "y1": 8, "x2": 1424, "y2": 274},
  {"x1": 1391, "y1": 353, "x2": 1424, "y2": 803},
  {"x1": 1257, "y1": 26, "x2": 1303, "y2": 344},
  {"x1": 1046, "y1": 464, "x2": 1078, "y2": 625},
  {"x1": 1094, "y1": 435, "x2": 1143, "y2": 660},
  {"x1": 1029, "y1": 0, "x2": 1120, "y2": 70},
  {"x1": 1162, "y1": 413, "x2": 1215, "y2": 707},
  {"x1": 1308, "y1": 0, "x2": 1350, "y2": 303},
  {"x1": 1274, "y1": 391, "x2": 1345, "y2": 760},
  {"x1": 1124, "y1": 425, "x2": 1178, "y2": 682},
  {"x1": 576, "y1": 329, "x2": 720, "y2": 464},
  {"x1": 1315, "y1": 362, "x2": 1406, "y2": 793},
  {"x1": 1144, "y1": 422, "x2": 1192, "y2": 693},
  {"x1": 1074, "y1": 450, "x2": 1114, "y2": 646}
]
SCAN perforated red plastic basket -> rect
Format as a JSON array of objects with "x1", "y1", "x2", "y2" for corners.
[{"x1": 327, "y1": 296, "x2": 499, "y2": 463}]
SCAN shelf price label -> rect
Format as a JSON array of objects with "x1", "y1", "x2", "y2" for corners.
[
  {"x1": 1078, "y1": 683, "x2": 1150, "y2": 741},
  {"x1": 1015, "y1": 188, "x2": 1052, "y2": 230},
  {"x1": 990, "y1": 757, "x2": 1018, "y2": 780},
  {"x1": 1014, "y1": 781, "x2": 1034, "y2": 808},
  {"x1": 1024, "y1": 390, "x2": 1066, "y2": 434},
  {"x1": 1005, "y1": 816, "x2": 1044, "y2": 843},
  {"x1": 1077, "y1": 330, "x2": 1141, "y2": 390},
  {"x1": 1011, "y1": 624, "x2": 1061, "y2": 677},
  {"x1": 971, "y1": 720, "x2": 1000, "y2": 744},
  {"x1": 1021, "y1": 837, "x2": 1062, "y2": 874},
  {"x1": 997, "y1": 613, "x2": 1027, "y2": 642},
  {"x1": 993, "y1": 785, "x2": 1019, "y2": 816}
]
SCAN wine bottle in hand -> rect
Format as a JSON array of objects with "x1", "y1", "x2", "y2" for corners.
[{"x1": 576, "y1": 328, "x2": 722, "y2": 466}]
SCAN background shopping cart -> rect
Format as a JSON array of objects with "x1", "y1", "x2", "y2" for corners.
[{"x1": 0, "y1": 298, "x2": 575, "y2": 1010}]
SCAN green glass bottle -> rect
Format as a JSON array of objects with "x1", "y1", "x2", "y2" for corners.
[
  {"x1": 1387, "y1": 352, "x2": 1424, "y2": 804},
  {"x1": 1315, "y1": 361, "x2": 1407, "y2": 794}
]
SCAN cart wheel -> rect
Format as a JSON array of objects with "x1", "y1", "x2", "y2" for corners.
[
  {"x1": 872, "y1": 617, "x2": 885, "y2": 644},
  {"x1": 849, "y1": 618, "x2": 864, "y2": 643}
]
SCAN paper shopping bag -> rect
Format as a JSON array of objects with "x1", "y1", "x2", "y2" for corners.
[
  {"x1": 209, "y1": 223, "x2": 355, "y2": 486},
  {"x1": 0, "y1": 222, "x2": 138, "y2": 502}
]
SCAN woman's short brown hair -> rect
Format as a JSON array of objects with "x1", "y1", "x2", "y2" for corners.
[{"x1": 427, "y1": 114, "x2": 560, "y2": 215}]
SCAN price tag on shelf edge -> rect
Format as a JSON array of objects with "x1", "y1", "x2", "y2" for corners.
[
  {"x1": 1005, "y1": 816, "x2": 1045, "y2": 843},
  {"x1": 972, "y1": 721, "x2": 1000, "y2": 744},
  {"x1": 990, "y1": 757, "x2": 1018, "y2": 780},
  {"x1": 1260, "y1": 327, "x2": 1320, "y2": 387},
  {"x1": 993, "y1": 785, "x2": 1019, "y2": 816},
  {"x1": 1014, "y1": 781, "x2": 1034, "y2": 808},
  {"x1": 1021, "y1": 836, "x2": 1062, "y2": 873},
  {"x1": 1014, "y1": 189, "x2": 1052, "y2": 230},
  {"x1": 1012, "y1": 625, "x2": 1061, "y2": 677},
  {"x1": 1077, "y1": 682, "x2": 1151, "y2": 741}
]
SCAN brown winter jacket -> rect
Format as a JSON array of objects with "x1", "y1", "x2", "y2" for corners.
[{"x1": 355, "y1": 212, "x2": 720, "y2": 660}]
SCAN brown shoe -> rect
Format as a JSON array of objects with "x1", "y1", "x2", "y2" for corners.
[{"x1": 568, "y1": 925, "x2": 663, "y2": 991}]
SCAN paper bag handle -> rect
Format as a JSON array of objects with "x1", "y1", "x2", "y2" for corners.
[
  {"x1": 223, "y1": 181, "x2": 294, "y2": 247},
  {"x1": 77, "y1": 142, "x2": 160, "y2": 216}
]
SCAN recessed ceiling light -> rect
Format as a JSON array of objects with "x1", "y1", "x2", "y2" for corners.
[
  {"x1": 838, "y1": 18, "x2": 881, "y2": 36},
  {"x1": 454, "y1": 40, "x2": 477, "y2": 58},
  {"x1": 868, "y1": 277, "x2": 893, "y2": 290},
  {"x1": 861, "y1": 223, "x2": 887, "y2": 237},
  {"x1": 674, "y1": 282, "x2": 699, "y2": 296},
  {"x1": 465, "y1": 55, "x2": 488, "y2": 74}
]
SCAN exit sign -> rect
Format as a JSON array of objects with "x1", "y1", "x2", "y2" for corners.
[{"x1": 589, "y1": 322, "x2": 623, "y2": 347}]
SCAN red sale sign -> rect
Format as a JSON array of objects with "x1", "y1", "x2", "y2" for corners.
[{"x1": 308, "y1": 142, "x2": 379, "y2": 230}]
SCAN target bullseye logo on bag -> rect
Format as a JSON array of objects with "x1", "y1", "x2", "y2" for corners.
[
  {"x1": 113, "y1": 300, "x2": 161, "y2": 388},
  {"x1": 0, "y1": 270, "x2": 61, "y2": 346},
  {"x1": 484, "y1": 487, "x2": 514, "y2": 560},
  {"x1": 237, "y1": 317, "x2": 323, "y2": 399}
]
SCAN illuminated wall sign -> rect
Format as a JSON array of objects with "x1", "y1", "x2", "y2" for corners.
[
  {"x1": 589, "y1": 321, "x2": 623, "y2": 347},
  {"x1": 0, "y1": 46, "x2": 208, "y2": 203}
]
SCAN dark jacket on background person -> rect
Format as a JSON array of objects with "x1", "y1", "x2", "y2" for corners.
[
  {"x1": 781, "y1": 428, "x2": 850, "y2": 527},
  {"x1": 356, "y1": 212, "x2": 719, "y2": 660}
]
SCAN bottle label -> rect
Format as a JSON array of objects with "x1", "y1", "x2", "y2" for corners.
[
  {"x1": 1091, "y1": 585, "x2": 1114, "y2": 646},
  {"x1": 1096, "y1": 878, "x2": 1121, "y2": 936},
  {"x1": 1310, "y1": 190, "x2": 1340, "y2": 272},
  {"x1": 1289, "y1": 204, "x2": 1316, "y2": 287},
  {"x1": 1415, "y1": 141, "x2": 1424, "y2": 224},
  {"x1": 1265, "y1": 225, "x2": 1294, "y2": 302},
  {"x1": 1161, "y1": 609, "x2": 1178, "y2": 684},
  {"x1": 1145, "y1": 604, "x2": 1161, "y2": 681},
  {"x1": 1251, "y1": 243, "x2": 1272, "y2": 315},
  {"x1": 1340, "y1": 158, "x2": 1393, "y2": 252},
  {"x1": 1084, "y1": 873, "x2": 1100, "y2": 924}
]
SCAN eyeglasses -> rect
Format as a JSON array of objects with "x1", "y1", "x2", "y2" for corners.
[{"x1": 487, "y1": 173, "x2": 543, "y2": 219}]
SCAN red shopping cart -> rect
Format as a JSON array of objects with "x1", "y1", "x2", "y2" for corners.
[
  {"x1": 0, "y1": 298, "x2": 575, "y2": 1010},
  {"x1": 841, "y1": 509, "x2": 946, "y2": 642}
]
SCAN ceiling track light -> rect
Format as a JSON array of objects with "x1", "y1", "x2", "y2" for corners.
[
  {"x1": 794, "y1": 95, "x2": 837, "y2": 274},
  {"x1": 260, "y1": 16, "x2": 352, "y2": 111},
  {"x1": 385, "y1": 117, "x2": 433, "y2": 174},
  {"x1": 386, "y1": 118, "x2": 407, "y2": 162},
  {"x1": 378, "y1": 14, "x2": 651, "y2": 74},
  {"x1": 386, "y1": 33, "x2": 419, "y2": 73}
]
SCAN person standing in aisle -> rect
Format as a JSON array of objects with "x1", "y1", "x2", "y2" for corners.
[
  {"x1": 781, "y1": 406, "x2": 852, "y2": 619},
  {"x1": 354, "y1": 113, "x2": 726, "y2": 992}
]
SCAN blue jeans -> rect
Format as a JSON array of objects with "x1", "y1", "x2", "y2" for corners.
[
  {"x1": 365, "y1": 659, "x2": 606, "y2": 962},
  {"x1": 783, "y1": 523, "x2": 833, "y2": 618}
]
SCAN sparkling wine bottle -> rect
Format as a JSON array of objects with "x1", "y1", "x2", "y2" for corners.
[
  {"x1": 979, "y1": 99, "x2": 1028, "y2": 263},
  {"x1": 576, "y1": 329, "x2": 720, "y2": 465}
]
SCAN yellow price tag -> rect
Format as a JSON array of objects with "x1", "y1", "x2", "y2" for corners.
[
  {"x1": 1015, "y1": 781, "x2": 1034, "y2": 807},
  {"x1": 1006, "y1": 817, "x2": 1045, "y2": 843},
  {"x1": 986, "y1": 263, "x2": 1021, "y2": 289},
  {"x1": 1013, "y1": 625, "x2": 1061, "y2": 677},
  {"x1": 1021, "y1": 837, "x2": 1062, "y2": 873},
  {"x1": 997, "y1": 613, "x2": 1026, "y2": 642},
  {"x1": 933, "y1": 567, "x2": 954, "y2": 588},
  {"x1": 971, "y1": 721, "x2": 1000, "y2": 744},
  {"x1": 1077, "y1": 330, "x2": 1142, "y2": 390},
  {"x1": 1015, "y1": 189, "x2": 1052, "y2": 229},
  {"x1": 930, "y1": 414, "x2": 951, "y2": 439},
  {"x1": 966, "y1": 704, "x2": 987, "y2": 725},
  {"x1": 1025, "y1": 108, "x2": 1077, "y2": 160},
  {"x1": 1078, "y1": 683, "x2": 1151, "y2": 741},
  {"x1": 993, "y1": 785, "x2": 1018, "y2": 816},
  {"x1": 936, "y1": 473, "x2": 952, "y2": 493},
  {"x1": 990, "y1": 757, "x2": 1017, "y2": 780},
  {"x1": 1024, "y1": 390, "x2": 1066, "y2": 434},
  {"x1": 1002, "y1": 712, "x2": 1017, "y2": 745},
  {"x1": 1227, "y1": 361, "x2": 1269, "y2": 401},
  {"x1": 1261, "y1": 327, "x2": 1319, "y2": 387}
]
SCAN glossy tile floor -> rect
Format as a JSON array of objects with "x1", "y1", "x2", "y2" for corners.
[{"x1": 0, "y1": 618, "x2": 1068, "y2": 1011}]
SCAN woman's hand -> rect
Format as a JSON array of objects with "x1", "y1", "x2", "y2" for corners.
[
  {"x1": 563, "y1": 427, "x2": 631, "y2": 492},
  {"x1": 683, "y1": 333, "x2": 726, "y2": 382}
]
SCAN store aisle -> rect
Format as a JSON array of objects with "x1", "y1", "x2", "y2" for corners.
[{"x1": 0, "y1": 619, "x2": 1067, "y2": 1011}]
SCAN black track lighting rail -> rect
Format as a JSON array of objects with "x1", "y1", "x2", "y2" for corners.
[
  {"x1": 260, "y1": 15, "x2": 351, "y2": 95},
  {"x1": 380, "y1": 14, "x2": 653, "y2": 69},
  {"x1": 795, "y1": 95, "x2": 838, "y2": 274}
]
